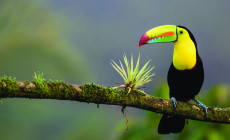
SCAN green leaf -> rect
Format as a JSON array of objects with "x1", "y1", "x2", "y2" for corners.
[
  {"x1": 111, "y1": 61, "x2": 126, "y2": 81},
  {"x1": 111, "y1": 53, "x2": 155, "y2": 92}
]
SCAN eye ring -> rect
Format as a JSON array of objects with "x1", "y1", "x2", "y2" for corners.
[{"x1": 179, "y1": 30, "x2": 183, "y2": 34}]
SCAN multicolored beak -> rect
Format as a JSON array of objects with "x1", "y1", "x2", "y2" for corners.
[{"x1": 139, "y1": 25, "x2": 177, "y2": 47}]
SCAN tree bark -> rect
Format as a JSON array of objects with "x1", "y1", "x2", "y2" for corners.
[{"x1": 0, "y1": 79, "x2": 229, "y2": 124}]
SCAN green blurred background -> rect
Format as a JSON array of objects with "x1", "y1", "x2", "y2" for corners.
[{"x1": 0, "y1": 0, "x2": 230, "y2": 139}]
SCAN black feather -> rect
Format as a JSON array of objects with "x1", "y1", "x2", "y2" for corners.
[{"x1": 158, "y1": 115, "x2": 185, "y2": 134}]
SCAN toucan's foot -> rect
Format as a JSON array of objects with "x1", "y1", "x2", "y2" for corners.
[
  {"x1": 193, "y1": 98, "x2": 208, "y2": 116},
  {"x1": 170, "y1": 97, "x2": 177, "y2": 108}
]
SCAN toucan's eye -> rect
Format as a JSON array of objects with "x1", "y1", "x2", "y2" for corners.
[{"x1": 180, "y1": 30, "x2": 183, "y2": 34}]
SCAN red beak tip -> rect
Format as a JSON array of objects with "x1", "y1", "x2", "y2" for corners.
[{"x1": 139, "y1": 33, "x2": 149, "y2": 48}]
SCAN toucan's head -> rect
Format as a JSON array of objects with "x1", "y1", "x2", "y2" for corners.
[{"x1": 139, "y1": 25, "x2": 196, "y2": 47}]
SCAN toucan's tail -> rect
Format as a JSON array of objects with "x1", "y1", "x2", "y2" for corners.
[{"x1": 158, "y1": 115, "x2": 185, "y2": 134}]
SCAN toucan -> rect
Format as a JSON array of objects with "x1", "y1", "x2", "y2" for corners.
[{"x1": 139, "y1": 25, "x2": 207, "y2": 134}]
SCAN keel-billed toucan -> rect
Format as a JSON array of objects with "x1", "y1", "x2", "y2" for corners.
[{"x1": 139, "y1": 25, "x2": 207, "y2": 134}]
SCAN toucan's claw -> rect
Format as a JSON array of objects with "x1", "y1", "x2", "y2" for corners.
[
  {"x1": 170, "y1": 97, "x2": 177, "y2": 108},
  {"x1": 193, "y1": 98, "x2": 208, "y2": 116}
]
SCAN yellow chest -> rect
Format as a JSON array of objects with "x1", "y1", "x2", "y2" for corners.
[{"x1": 173, "y1": 39, "x2": 196, "y2": 70}]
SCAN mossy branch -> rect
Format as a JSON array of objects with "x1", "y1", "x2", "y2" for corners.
[{"x1": 0, "y1": 78, "x2": 229, "y2": 124}]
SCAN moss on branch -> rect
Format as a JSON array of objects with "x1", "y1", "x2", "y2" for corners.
[{"x1": 0, "y1": 76, "x2": 229, "y2": 124}]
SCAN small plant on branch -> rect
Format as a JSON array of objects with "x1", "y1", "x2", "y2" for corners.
[
  {"x1": 111, "y1": 53, "x2": 155, "y2": 93},
  {"x1": 33, "y1": 71, "x2": 46, "y2": 83}
]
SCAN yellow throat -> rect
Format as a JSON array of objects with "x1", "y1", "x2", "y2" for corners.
[{"x1": 173, "y1": 28, "x2": 197, "y2": 70}]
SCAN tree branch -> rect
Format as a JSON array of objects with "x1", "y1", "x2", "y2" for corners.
[{"x1": 0, "y1": 79, "x2": 229, "y2": 124}]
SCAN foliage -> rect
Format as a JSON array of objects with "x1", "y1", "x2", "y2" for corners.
[
  {"x1": 114, "y1": 83, "x2": 230, "y2": 140},
  {"x1": 111, "y1": 53, "x2": 155, "y2": 93},
  {"x1": 33, "y1": 71, "x2": 46, "y2": 83},
  {"x1": 0, "y1": 75, "x2": 19, "y2": 96}
]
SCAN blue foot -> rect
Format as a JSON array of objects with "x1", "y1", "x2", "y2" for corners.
[
  {"x1": 170, "y1": 97, "x2": 177, "y2": 108},
  {"x1": 193, "y1": 98, "x2": 208, "y2": 116}
]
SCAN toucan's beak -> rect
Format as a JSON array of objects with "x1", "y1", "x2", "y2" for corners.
[{"x1": 139, "y1": 25, "x2": 177, "y2": 47}]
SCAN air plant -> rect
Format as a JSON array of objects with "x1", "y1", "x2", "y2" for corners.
[{"x1": 111, "y1": 53, "x2": 155, "y2": 93}]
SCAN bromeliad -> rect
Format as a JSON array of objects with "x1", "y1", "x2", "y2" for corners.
[{"x1": 111, "y1": 53, "x2": 155, "y2": 94}]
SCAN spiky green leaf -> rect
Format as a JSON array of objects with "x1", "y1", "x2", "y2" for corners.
[{"x1": 111, "y1": 53, "x2": 155, "y2": 92}]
